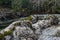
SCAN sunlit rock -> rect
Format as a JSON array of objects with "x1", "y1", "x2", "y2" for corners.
[
  {"x1": 12, "y1": 20, "x2": 34, "y2": 40},
  {"x1": 14, "y1": 26, "x2": 34, "y2": 37},
  {"x1": 27, "y1": 38, "x2": 33, "y2": 40},
  {"x1": 38, "y1": 20, "x2": 51, "y2": 29},
  {"x1": 20, "y1": 37, "x2": 26, "y2": 40},
  {"x1": 13, "y1": 26, "x2": 34, "y2": 40},
  {"x1": 32, "y1": 22, "x2": 41, "y2": 35}
]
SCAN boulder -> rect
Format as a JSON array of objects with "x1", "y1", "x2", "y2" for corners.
[
  {"x1": 32, "y1": 22, "x2": 41, "y2": 35},
  {"x1": 38, "y1": 20, "x2": 51, "y2": 29}
]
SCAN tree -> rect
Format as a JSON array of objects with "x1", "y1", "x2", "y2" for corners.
[{"x1": 0, "y1": 0, "x2": 11, "y2": 8}]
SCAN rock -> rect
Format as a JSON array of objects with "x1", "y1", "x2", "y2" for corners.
[
  {"x1": 46, "y1": 15, "x2": 59, "y2": 25},
  {"x1": 32, "y1": 22, "x2": 41, "y2": 35},
  {"x1": 20, "y1": 37, "x2": 26, "y2": 40},
  {"x1": 38, "y1": 20, "x2": 51, "y2": 29},
  {"x1": 21, "y1": 20, "x2": 32, "y2": 27},
  {"x1": 53, "y1": 27, "x2": 60, "y2": 37},
  {"x1": 27, "y1": 38, "x2": 33, "y2": 40},
  {"x1": 15, "y1": 26, "x2": 34, "y2": 36},
  {"x1": 12, "y1": 20, "x2": 35, "y2": 40},
  {"x1": 0, "y1": 15, "x2": 60, "y2": 40},
  {"x1": 13, "y1": 26, "x2": 34, "y2": 40},
  {"x1": 32, "y1": 20, "x2": 51, "y2": 35}
]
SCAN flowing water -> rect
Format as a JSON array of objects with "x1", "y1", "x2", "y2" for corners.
[
  {"x1": 0, "y1": 14, "x2": 60, "y2": 29},
  {"x1": 0, "y1": 14, "x2": 60, "y2": 40}
]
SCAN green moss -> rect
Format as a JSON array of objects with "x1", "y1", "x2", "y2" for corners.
[
  {"x1": 4, "y1": 30, "x2": 12, "y2": 36},
  {"x1": 24, "y1": 16, "x2": 32, "y2": 21},
  {"x1": 0, "y1": 33, "x2": 4, "y2": 40},
  {"x1": 0, "y1": 29, "x2": 13, "y2": 40}
]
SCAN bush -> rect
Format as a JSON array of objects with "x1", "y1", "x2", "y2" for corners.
[
  {"x1": 0, "y1": 0, "x2": 11, "y2": 7},
  {"x1": 0, "y1": 0, "x2": 60, "y2": 14},
  {"x1": 12, "y1": 0, "x2": 32, "y2": 12},
  {"x1": 32, "y1": 0, "x2": 60, "y2": 13}
]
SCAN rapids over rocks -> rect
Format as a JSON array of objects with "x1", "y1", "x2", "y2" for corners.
[{"x1": 0, "y1": 14, "x2": 60, "y2": 40}]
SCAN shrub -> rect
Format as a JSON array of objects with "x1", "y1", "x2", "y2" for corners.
[
  {"x1": 38, "y1": 0, "x2": 60, "y2": 13},
  {"x1": 39, "y1": 0, "x2": 57, "y2": 13},
  {"x1": 0, "y1": 0, "x2": 11, "y2": 7},
  {"x1": 12, "y1": 0, "x2": 32, "y2": 12}
]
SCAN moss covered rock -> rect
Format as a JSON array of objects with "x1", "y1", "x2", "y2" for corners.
[
  {"x1": 0, "y1": 33, "x2": 4, "y2": 40},
  {"x1": 4, "y1": 30, "x2": 12, "y2": 36}
]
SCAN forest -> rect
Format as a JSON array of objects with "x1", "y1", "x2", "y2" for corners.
[{"x1": 0, "y1": 0, "x2": 60, "y2": 14}]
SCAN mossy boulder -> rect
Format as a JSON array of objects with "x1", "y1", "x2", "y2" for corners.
[
  {"x1": 0, "y1": 33, "x2": 4, "y2": 40},
  {"x1": 4, "y1": 30, "x2": 12, "y2": 36}
]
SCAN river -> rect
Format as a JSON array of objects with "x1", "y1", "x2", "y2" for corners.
[{"x1": 0, "y1": 14, "x2": 60, "y2": 29}]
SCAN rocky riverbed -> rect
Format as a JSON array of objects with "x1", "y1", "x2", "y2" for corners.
[{"x1": 0, "y1": 15, "x2": 60, "y2": 40}]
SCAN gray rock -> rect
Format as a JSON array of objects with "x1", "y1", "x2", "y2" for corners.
[
  {"x1": 38, "y1": 20, "x2": 51, "y2": 29},
  {"x1": 32, "y1": 22, "x2": 41, "y2": 35}
]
